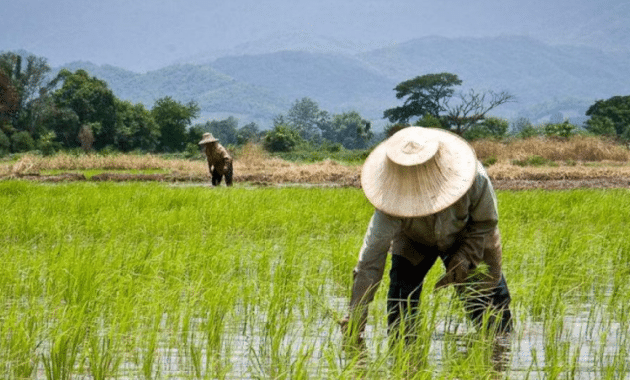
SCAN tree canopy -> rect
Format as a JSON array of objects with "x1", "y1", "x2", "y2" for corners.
[
  {"x1": 585, "y1": 95, "x2": 630, "y2": 138},
  {"x1": 383, "y1": 72, "x2": 514, "y2": 135},
  {"x1": 151, "y1": 96, "x2": 200, "y2": 152},
  {"x1": 383, "y1": 73, "x2": 461, "y2": 124}
]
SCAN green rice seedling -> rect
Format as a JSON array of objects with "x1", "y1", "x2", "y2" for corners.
[
  {"x1": 1, "y1": 182, "x2": 630, "y2": 379},
  {"x1": 40, "y1": 307, "x2": 88, "y2": 380}
]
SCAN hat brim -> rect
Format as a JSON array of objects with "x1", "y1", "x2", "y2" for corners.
[
  {"x1": 361, "y1": 128, "x2": 477, "y2": 218},
  {"x1": 198, "y1": 137, "x2": 218, "y2": 145}
]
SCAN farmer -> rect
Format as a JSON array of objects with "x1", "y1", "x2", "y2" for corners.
[
  {"x1": 341, "y1": 126, "x2": 513, "y2": 348},
  {"x1": 199, "y1": 133, "x2": 233, "y2": 186}
]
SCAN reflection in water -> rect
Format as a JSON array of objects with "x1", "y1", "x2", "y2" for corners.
[{"x1": 491, "y1": 334, "x2": 512, "y2": 372}]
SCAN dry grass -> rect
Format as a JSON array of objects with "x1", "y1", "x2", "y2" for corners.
[
  {"x1": 472, "y1": 136, "x2": 630, "y2": 162},
  {"x1": 2, "y1": 138, "x2": 629, "y2": 186}
]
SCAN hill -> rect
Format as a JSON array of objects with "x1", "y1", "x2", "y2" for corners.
[{"x1": 54, "y1": 35, "x2": 630, "y2": 130}]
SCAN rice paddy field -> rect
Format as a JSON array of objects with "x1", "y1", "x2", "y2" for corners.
[{"x1": 1, "y1": 180, "x2": 629, "y2": 379}]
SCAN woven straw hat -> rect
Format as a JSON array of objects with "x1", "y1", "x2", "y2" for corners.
[
  {"x1": 361, "y1": 127, "x2": 477, "y2": 218},
  {"x1": 198, "y1": 133, "x2": 218, "y2": 145}
]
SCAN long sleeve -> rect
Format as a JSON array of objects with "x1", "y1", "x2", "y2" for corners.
[
  {"x1": 453, "y1": 164, "x2": 499, "y2": 267},
  {"x1": 349, "y1": 210, "x2": 401, "y2": 312}
]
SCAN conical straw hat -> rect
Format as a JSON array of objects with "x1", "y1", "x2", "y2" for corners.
[
  {"x1": 361, "y1": 127, "x2": 477, "y2": 218},
  {"x1": 198, "y1": 133, "x2": 218, "y2": 145}
]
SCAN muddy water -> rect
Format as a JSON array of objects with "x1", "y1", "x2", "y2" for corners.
[
  {"x1": 30, "y1": 304, "x2": 628, "y2": 379},
  {"x1": 122, "y1": 311, "x2": 625, "y2": 379}
]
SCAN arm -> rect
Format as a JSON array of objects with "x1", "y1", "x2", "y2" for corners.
[
  {"x1": 342, "y1": 211, "x2": 400, "y2": 337},
  {"x1": 436, "y1": 163, "x2": 499, "y2": 288}
]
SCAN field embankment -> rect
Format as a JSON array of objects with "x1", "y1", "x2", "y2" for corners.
[{"x1": 1, "y1": 136, "x2": 629, "y2": 189}]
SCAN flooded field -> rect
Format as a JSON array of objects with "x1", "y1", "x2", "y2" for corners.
[{"x1": 1, "y1": 182, "x2": 629, "y2": 379}]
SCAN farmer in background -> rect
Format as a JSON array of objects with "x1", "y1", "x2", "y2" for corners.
[
  {"x1": 341, "y1": 126, "x2": 513, "y2": 348},
  {"x1": 199, "y1": 133, "x2": 233, "y2": 186}
]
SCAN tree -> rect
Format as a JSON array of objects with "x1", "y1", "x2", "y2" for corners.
[
  {"x1": 383, "y1": 73, "x2": 462, "y2": 124},
  {"x1": 0, "y1": 52, "x2": 51, "y2": 132},
  {"x1": 263, "y1": 124, "x2": 304, "y2": 152},
  {"x1": 0, "y1": 129, "x2": 10, "y2": 155},
  {"x1": 463, "y1": 117, "x2": 509, "y2": 140},
  {"x1": 10, "y1": 131, "x2": 35, "y2": 152},
  {"x1": 286, "y1": 97, "x2": 329, "y2": 141},
  {"x1": 39, "y1": 104, "x2": 80, "y2": 148},
  {"x1": 320, "y1": 111, "x2": 373, "y2": 149},
  {"x1": 114, "y1": 99, "x2": 160, "y2": 151},
  {"x1": 199, "y1": 116, "x2": 238, "y2": 146},
  {"x1": 0, "y1": 71, "x2": 20, "y2": 125},
  {"x1": 585, "y1": 95, "x2": 630, "y2": 138},
  {"x1": 51, "y1": 69, "x2": 117, "y2": 148},
  {"x1": 383, "y1": 72, "x2": 514, "y2": 136},
  {"x1": 236, "y1": 122, "x2": 261, "y2": 145},
  {"x1": 443, "y1": 89, "x2": 515, "y2": 135},
  {"x1": 78, "y1": 124, "x2": 96, "y2": 152},
  {"x1": 151, "y1": 96, "x2": 199, "y2": 152}
]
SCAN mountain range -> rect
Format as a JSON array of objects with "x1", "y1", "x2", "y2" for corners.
[{"x1": 53, "y1": 34, "x2": 630, "y2": 131}]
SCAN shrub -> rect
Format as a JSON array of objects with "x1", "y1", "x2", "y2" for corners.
[
  {"x1": 263, "y1": 124, "x2": 304, "y2": 152},
  {"x1": 482, "y1": 155, "x2": 498, "y2": 167},
  {"x1": 37, "y1": 131, "x2": 60, "y2": 156},
  {"x1": 10, "y1": 131, "x2": 35, "y2": 153},
  {"x1": 543, "y1": 121, "x2": 576, "y2": 138},
  {"x1": 464, "y1": 117, "x2": 509, "y2": 141}
]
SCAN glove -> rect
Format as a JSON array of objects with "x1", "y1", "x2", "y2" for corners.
[
  {"x1": 435, "y1": 253, "x2": 471, "y2": 290},
  {"x1": 339, "y1": 314, "x2": 366, "y2": 353}
]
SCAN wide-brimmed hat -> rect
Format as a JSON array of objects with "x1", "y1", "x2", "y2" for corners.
[
  {"x1": 361, "y1": 127, "x2": 477, "y2": 218},
  {"x1": 198, "y1": 133, "x2": 218, "y2": 145}
]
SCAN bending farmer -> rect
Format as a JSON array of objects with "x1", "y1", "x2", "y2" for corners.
[
  {"x1": 199, "y1": 133, "x2": 233, "y2": 186},
  {"x1": 341, "y1": 126, "x2": 513, "y2": 346}
]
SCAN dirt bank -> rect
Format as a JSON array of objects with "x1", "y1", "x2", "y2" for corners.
[{"x1": 6, "y1": 170, "x2": 630, "y2": 190}]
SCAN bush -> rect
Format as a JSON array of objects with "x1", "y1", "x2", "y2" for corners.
[
  {"x1": 263, "y1": 124, "x2": 304, "y2": 152},
  {"x1": 543, "y1": 121, "x2": 576, "y2": 138},
  {"x1": 183, "y1": 143, "x2": 201, "y2": 159},
  {"x1": 464, "y1": 117, "x2": 509, "y2": 141},
  {"x1": 10, "y1": 131, "x2": 35, "y2": 153},
  {"x1": 517, "y1": 124, "x2": 540, "y2": 139},
  {"x1": 37, "y1": 131, "x2": 60, "y2": 156}
]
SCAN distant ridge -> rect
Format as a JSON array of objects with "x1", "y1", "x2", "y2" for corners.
[{"x1": 51, "y1": 35, "x2": 630, "y2": 129}]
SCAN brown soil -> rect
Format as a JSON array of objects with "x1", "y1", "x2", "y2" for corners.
[{"x1": 6, "y1": 170, "x2": 630, "y2": 190}]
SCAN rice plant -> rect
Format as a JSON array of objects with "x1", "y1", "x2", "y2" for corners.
[{"x1": 0, "y1": 181, "x2": 629, "y2": 379}]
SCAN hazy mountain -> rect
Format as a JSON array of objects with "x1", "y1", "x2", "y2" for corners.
[
  {"x1": 180, "y1": 32, "x2": 383, "y2": 65},
  {"x1": 53, "y1": 35, "x2": 630, "y2": 130}
]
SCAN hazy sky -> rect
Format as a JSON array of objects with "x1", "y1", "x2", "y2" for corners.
[{"x1": 1, "y1": 0, "x2": 621, "y2": 72}]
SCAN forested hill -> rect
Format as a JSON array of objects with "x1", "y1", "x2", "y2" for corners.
[{"x1": 55, "y1": 35, "x2": 630, "y2": 129}]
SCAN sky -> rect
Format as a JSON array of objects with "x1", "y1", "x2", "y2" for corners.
[{"x1": 1, "y1": 0, "x2": 623, "y2": 73}]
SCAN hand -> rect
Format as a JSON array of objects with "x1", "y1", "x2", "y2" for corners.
[
  {"x1": 339, "y1": 315, "x2": 366, "y2": 353},
  {"x1": 435, "y1": 253, "x2": 471, "y2": 290}
]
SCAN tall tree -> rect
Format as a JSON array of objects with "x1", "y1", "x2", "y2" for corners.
[
  {"x1": 51, "y1": 69, "x2": 117, "y2": 148},
  {"x1": 114, "y1": 99, "x2": 160, "y2": 151},
  {"x1": 199, "y1": 116, "x2": 238, "y2": 146},
  {"x1": 286, "y1": 97, "x2": 329, "y2": 141},
  {"x1": 151, "y1": 96, "x2": 199, "y2": 152},
  {"x1": 320, "y1": 111, "x2": 373, "y2": 149},
  {"x1": 443, "y1": 89, "x2": 514, "y2": 135},
  {"x1": 0, "y1": 52, "x2": 51, "y2": 133},
  {"x1": 383, "y1": 72, "x2": 514, "y2": 136},
  {"x1": 236, "y1": 122, "x2": 260, "y2": 145},
  {"x1": 585, "y1": 95, "x2": 630, "y2": 138},
  {"x1": 383, "y1": 73, "x2": 462, "y2": 124},
  {"x1": 0, "y1": 71, "x2": 19, "y2": 126}
]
